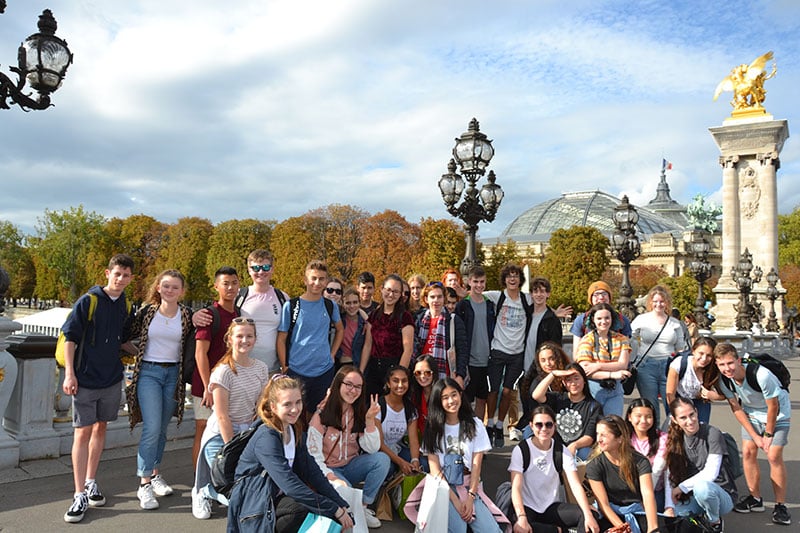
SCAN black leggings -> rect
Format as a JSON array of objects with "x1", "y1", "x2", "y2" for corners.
[{"x1": 524, "y1": 501, "x2": 588, "y2": 533}]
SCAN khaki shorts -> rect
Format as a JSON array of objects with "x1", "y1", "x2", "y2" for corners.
[{"x1": 192, "y1": 394, "x2": 213, "y2": 421}]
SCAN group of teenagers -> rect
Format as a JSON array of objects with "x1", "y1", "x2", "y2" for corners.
[{"x1": 58, "y1": 251, "x2": 792, "y2": 533}]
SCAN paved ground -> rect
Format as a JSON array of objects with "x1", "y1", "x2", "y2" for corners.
[{"x1": 2, "y1": 357, "x2": 799, "y2": 532}]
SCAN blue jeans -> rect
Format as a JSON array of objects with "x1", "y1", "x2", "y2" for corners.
[
  {"x1": 588, "y1": 380, "x2": 624, "y2": 417},
  {"x1": 694, "y1": 399, "x2": 711, "y2": 426},
  {"x1": 330, "y1": 452, "x2": 390, "y2": 505},
  {"x1": 389, "y1": 443, "x2": 429, "y2": 475},
  {"x1": 674, "y1": 480, "x2": 733, "y2": 524},
  {"x1": 447, "y1": 495, "x2": 502, "y2": 533},
  {"x1": 635, "y1": 357, "x2": 669, "y2": 427},
  {"x1": 136, "y1": 361, "x2": 179, "y2": 477},
  {"x1": 202, "y1": 434, "x2": 228, "y2": 505}
]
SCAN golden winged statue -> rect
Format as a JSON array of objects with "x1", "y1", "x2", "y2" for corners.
[{"x1": 714, "y1": 51, "x2": 776, "y2": 112}]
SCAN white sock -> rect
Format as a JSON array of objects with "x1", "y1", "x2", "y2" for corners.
[
  {"x1": 84, "y1": 478, "x2": 95, "y2": 486},
  {"x1": 487, "y1": 418, "x2": 496, "y2": 426}
]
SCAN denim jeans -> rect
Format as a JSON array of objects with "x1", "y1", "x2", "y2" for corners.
[
  {"x1": 635, "y1": 357, "x2": 669, "y2": 427},
  {"x1": 694, "y1": 398, "x2": 711, "y2": 426},
  {"x1": 330, "y1": 452, "x2": 391, "y2": 505},
  {"x1": 390, "y1": 443, "x2": 429, "y2": 475},
  {"x1": 447, "y1": 495, "x2": 502, "y2": 533},
  {"x1": 674, "y1": 480, "x2": 733, "y2": 524},
  {"x1": 588, "y1": 379, "x2": 623, "y2": 417},
  {"x1": 202, "y1": 434, "x2": 228, "y2": 505},
  {"x1": 136, "y1": 361, "x2": 179, "y2": 477}
]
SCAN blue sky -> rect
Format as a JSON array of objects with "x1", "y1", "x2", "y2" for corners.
[{"x1": 2, "y1": 0, "x2": 799, "y2": 239}]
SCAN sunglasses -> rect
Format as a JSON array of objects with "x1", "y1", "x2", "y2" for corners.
[
  {"x1": 250, "y1": 264, "x2": 272, "y2": 272},
  {"x1": 232, "y1": 317, "x2": 255, "y2": 324},
  {"x1": 325, "y1": 287, "x2": 343, "y2": 295},
  {"x1": 414, "y1": 370, "x2": 433, "y2": 377},
  {"x1": 270, "y1": 373, "x2": 291, "y2": 382},
  {"x1": 534, "y1": 421, "x2": 555, "y2": 429},
  {"x1": 427, "y1": 281, "x2": 444, "y2": 288}
]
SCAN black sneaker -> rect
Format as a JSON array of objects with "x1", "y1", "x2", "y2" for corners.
[
  {"x1": 709, "y1": 518, "x2": 724, "y2": 533},
  {"x1": 773, "y1": 503, "x2": 792, "y2": 525},
  {"x1": 64, "y1": 492, "x2": 88, "y2": 523},
  {"x1": 734, "y1": 495, "x2": 764, "y2": 513},
  {"x1": 85, "y1": 480, "x2": 106, "y2": 507},
  {"x1": 492, "y1": 426, "x2": 505, "y2": 448}
]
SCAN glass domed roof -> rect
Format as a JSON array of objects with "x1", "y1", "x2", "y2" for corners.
[{"x1": 500, "y1": 190, "x2": 686, "y2": 241}]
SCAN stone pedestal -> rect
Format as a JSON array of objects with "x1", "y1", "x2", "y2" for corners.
[
  {"x1": 709, "y1": 117, "x2": 790, "y2": 329},
  {"x1": 0, "y1": 317, "x2": 22, "y2": 469}
]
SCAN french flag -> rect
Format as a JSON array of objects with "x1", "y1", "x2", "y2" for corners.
[{"x1": 662, "y1": 158, "x2": 673, "y2": 171}]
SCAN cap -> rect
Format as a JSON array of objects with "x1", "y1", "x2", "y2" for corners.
[{"x1": 587, "y1": 281, "x2": 612, "y2": 303}]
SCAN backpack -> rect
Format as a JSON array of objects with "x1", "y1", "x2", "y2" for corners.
[
  {"x1": 721, "y1": 431, "x2": 744, "y2": 480},
  {"x1": 283, "y1": 297, "x2": 335, "y2": 366},
  {"x1": 378, "y1": 396, "x2": 416, "y2": 424},
  {"x1": 55, "y1": 293, "x2": 132, "y2": 368},
  {"x1": 234, "y1": 286, "x2": 286, "y2": 314},
  {"x1": 210, "y1": 419, "x2": 263, "y2": 498},
  {"x1": 495, "y1": 291, "x2": 534, "y2": 345},
  {"x1": 495, "y1": 438, "x2": 564, "y2": 523},
  {"x1": 720, "y1": 352, "x2": 791, "y2": 393},
  {"x1": 181, "y1": 305, "x2": 222, "y2": 385}
]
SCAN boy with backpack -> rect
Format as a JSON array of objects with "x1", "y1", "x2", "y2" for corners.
[
  {"x1": 276, "y1": 260, "x2": 343, "y2": 419},
  {"x1": 714, "y1": 342, "x2": 792, "y2": 525},
  {"x1": 61, "y1": 254, "x2": 135, "y2": 523}
]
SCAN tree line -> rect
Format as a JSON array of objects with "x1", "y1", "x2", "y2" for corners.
[{"x1": 4, "y1": 203, "x2": 767, "y2": 315}]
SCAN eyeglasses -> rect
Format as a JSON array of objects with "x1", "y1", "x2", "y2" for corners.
[
  {"x1": 414, "y1": 370, "x2": 433, "y2": 377},
  {"x1": 250, "y1": 264, "x2": 272, "y2": 272},
  {"x1": 232, "y1": 317, "x2": 255, "y2": 324},
  {"x1": 383, "y1": 287, "x2": 401, "y2": 296},
  {"x1": 341, "y1": 381, "x2": 363, "y2": 391},
  {"x1": 325, "y1": 287, "x2": 343, "y2": 295},
  {"x1": 534, "y1": 421, "x2": 555, "y2": 429}
]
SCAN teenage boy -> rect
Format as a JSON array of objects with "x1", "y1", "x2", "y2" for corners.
[
  {"x1": 715, "y1": 343, "x2": 792, "y2": 526},
  {"x1": 570, "y1": 280, "x2": 632, "y2": 356},
  {"x1": 455, "y1": 266, "x2": 496, "y2": 422},
  {"x1": 483, "y1": 263, "x2": 532, "y2": 448},
  {"x1": 277, "y1": 260, "x2": 343, "y2": 418},
  {"x1": 357, "y1": 271, "x2": 378, "y2": 315},
  {"x1": 61, "y1": 254, "x2": 135, "y2": 523},
  {"x1": 192, "y1": 266, "x2": 240, "y2": 469}
]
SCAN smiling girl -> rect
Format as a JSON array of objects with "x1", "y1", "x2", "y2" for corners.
[
  {"x1": 626, "y1": 398, "x2": 668, "y2": 511},
  {"x1": 377, "y1": 365, "x2": 425, "y2": 475},
  {"x1": 518, "y1": 341, "x2": 569, "y2": 440},
  {"x1": 665, "y1": 336, "x2": 724, "y2": 425},
  {"x1": 228, "y1": 376, "x2": 353, "y2": 532}
]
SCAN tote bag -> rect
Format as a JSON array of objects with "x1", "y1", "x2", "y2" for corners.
[
  {"x1": 413, "y1": 474, "x2": 449, "y2": 533},
  {"x1": 335, "y1": 485, "x2": 368, "y2": 533}
]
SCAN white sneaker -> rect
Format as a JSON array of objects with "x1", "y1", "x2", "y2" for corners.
[
  {"x1": 191, "y1": 487, "x2": 211, "y2": 519},
  {"x1": 508, "y1": 427, "x2": 523, "y2": 441},
  {"x1": 137, "y1": 484, "x2": 159, "y2": 510},
  {"x1": 364, "y1": 507, "x2": 381, "y2": 528},
  {"x1": 151, "y1": 475, "x2": 173, "y2": 496}
]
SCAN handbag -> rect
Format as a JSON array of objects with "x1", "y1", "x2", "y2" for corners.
[
  {"x1": 298, "y1": 513, "x2": 343, "y2": 533},
  {"x1": 335, "y1": 485, "x2": 368, "y2": 533},
  {"x1": 412, "y1": 474, "x2": 450, "y2": 533},
  {"x1": 375, "y1": 472, "x2": 404, "y2": 520},
  {"x1": 395, "y1": 473, "x2": 425, "y2": 520},
  {"x1": 622, "y1": 319, "x2": 670, "y2": 396},
  {"x1": 442, "y1": 423, "x2": 464, "y2": 486}
]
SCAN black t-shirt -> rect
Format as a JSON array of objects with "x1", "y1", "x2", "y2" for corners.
[
  {"x1": 545, "y1": 392, "x2": 603, "y2": 446},
  {"x1": 586, "y1": 450, "x2": 652, "y2": 506}
]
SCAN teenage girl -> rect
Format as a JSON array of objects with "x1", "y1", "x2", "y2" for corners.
[{"x1": 377, "y1": 365, "x2": 425, "y2": 475}]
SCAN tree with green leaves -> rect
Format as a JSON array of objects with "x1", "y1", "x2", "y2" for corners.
[
  {"x1": 778, "y1": 207, "x2": 800, "y2": 266},
  {"x1": 483, "y1": 239, "x2": 523, "y2": 290},
  {"x1": 32, "y1": 206, "x2": 107, "y2": 302},
  {"x1": 538, "y1": 226, "x2": 610, "y2": 312},
  {"x1": 270, "y1": 215, "x2": 322, "y2": 296},
  {"x1": 410, "y1": 218, "x2": 466, "y2": 281},
  {"x1": 306, "y1": 204, "x2": 368, "y2": 283},
  {"x1": 0, "y1": 220, "x2": 35, "y2": 299},
  {"x1": 658, "y1": 270, "x2": 715, "y2": 317},
  {"x1": 205, "y1": 219, "x2": 274, "y2": 287},
  {"x1": 155, "y1": 217, "x2": 214, "y2": 303}
]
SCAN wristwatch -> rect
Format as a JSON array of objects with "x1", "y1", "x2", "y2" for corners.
[{"x1": 763, "y1": 431, "x2": 775, "y2": 438}]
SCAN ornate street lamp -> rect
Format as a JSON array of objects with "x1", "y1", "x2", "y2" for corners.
[
  {"x1": 765, "y1": 267, "x2": 781, "y2": 333},
  {"x1": 610, "y1": 195, "x2": 641, "y2": 320},
  {"x1": 438, "y1": 118, "x2": 504, "y2": 275},
  {"x1": 731, "y1": 248, "x2": 763, "y2": 331},
  {"x1": 0, "y1": 9, "x2": 73, "y2": 111},
  {"x1": 687, "y1": 235, "x2": 713, "y2": 329}
]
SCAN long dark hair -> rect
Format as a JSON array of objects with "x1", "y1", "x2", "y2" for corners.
[
  {"x1": 422, "y1": 378, "x2": 476, "y2": 454},
  {"x1": 666, "y1": 396, "x2": 694, "y2": 489},
  {"x1": 320, "y1": 365, "x2": 367, "y2": 433},
  {"x1": 587, "y1": 302, "x2": 615, "y2": 331},
  {"x1": 371, "y1": 274, "x2": 407, "y2": 323},
  {"x1": 383, "y1": 365, "x2": 417, "y2": 419},
  {"x1": 693, "y1": 336, "x2": 721, "y2": 390},
  {"x1": 626, "y1": 398, "x2": 660, "y2": 458},
  {"x1": 519, "y1": 341, "x2": 568, "y2": 400},
  {"x1": 411, "y1": 355, "x2": 439, "y2": 408},
  {"x1": 589, "y1": 415, "x2": 638, "y2": 492}
]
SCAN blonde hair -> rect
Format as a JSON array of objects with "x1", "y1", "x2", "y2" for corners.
[
  {"x1": 645, "y1": 285, "x2": 673, "y2": 311},
  {"x1": 257, "y1": 375, "x2": 303, "y2": 435},
  {"x1": 214, "y1": 319, "x2": 257, "y2": 375}
]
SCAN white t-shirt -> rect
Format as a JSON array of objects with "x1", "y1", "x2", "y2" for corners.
[
  {"x1": 484, "y1": 290, "x2": 530, "y2": 354},
  {"x1": 377, "y1": 402, "x2": 416, "y2": 452},
  {"x1": 670, "y1": 355, "x2": 703, "y2": 400},
  {"x1": 508, "y1": 439, "x2": 577, "y2": 513},
  {"x1": 423, "y1": 416, "x2": 491, "y2": 470},
  {"x1": 143, "y1": 311, "x2": 182, "y2": 363},
  {"x1": 284, "y1": 425, "x2": 296, "y2": 467},
  {"x1": 239, "y1": 286, "x2": 287, "y2": 372},
  {"x1": 206, "y1": 359, "x2": 269, "y2": 435},
  {"x1": 630, "y1": 313, "x2": 687, "y2": 360}
]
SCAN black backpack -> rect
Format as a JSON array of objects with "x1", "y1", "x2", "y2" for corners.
[
  {"x1": 210, "y1": 420, "x2": 263, "y2": 498},
  {"x1": 283, "y1": 297, "x2": 335, "y2": 366},
  {"x1": 720, "y1": 352, "x2": 791, "y2": 393},
  {"x1": 495, "y1": 438, "x2": 564, "y2": 523},
  {"x1": 234, "y1": 286, "x2": 287, "y2": 314},
  {"x1": 181, "y1": 305, "x2": 221, "y2": 385}
]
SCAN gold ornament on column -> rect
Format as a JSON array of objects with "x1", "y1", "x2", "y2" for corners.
[{"x1": 713, "y1": 51, "x2": 776, "y2": 119}]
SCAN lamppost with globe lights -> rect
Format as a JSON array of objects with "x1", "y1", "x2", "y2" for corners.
[
  {"x1": 765, "y1": 267, "x2": 781, "y2": 333},
  {"x1": 610, "y1": 195, "x2": 641, "y2": 320},
  {"x1": 438, "y1": 118, "x2": 504, "y2": 275},
  {"x1": 0, "y1": 9, "x2": 72, "y2": 111},
  {"x1": 688, "y1": 235, "x2": 713, "y2": 329},
  {"x1": 731, "y1": 248, "x2": 763, "y2": 331}
]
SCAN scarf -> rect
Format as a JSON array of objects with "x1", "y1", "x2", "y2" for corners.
[{"x1": 418, "y1": 309, "x2": 449, "y2": 377}]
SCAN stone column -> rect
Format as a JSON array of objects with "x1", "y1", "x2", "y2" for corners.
[
  {"x1": 709, "y1": 118, "x2": 789, "y2": 330},
  {"x1": 0, "y1": 317, "x2": 21, "y2": 469}
]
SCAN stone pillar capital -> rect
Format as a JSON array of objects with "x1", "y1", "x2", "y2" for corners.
[
  {"x1": 719, "y1": 155, "x2": 739, "y2": 168},
  {"x1": 757, "y1": 151, "x2": 780, "y2": 169}
]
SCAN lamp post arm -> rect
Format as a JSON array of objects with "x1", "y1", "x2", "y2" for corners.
[{"x1": 0, "y1": 68, "x2": 51, "y2": 111}]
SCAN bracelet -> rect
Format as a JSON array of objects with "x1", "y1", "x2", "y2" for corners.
[
  {"x1": 468, "y1": 490, "x2": 478, "y2": 500},
  {"x1": 410, "y1": 458, "x2": 420, "y2": 463}
]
